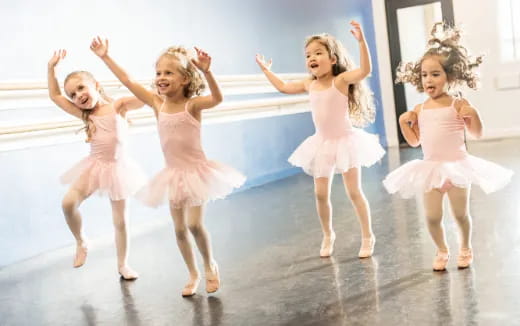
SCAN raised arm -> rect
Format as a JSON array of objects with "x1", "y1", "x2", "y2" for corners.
[
  {"x1": 189, "y1": 47, "x2": 223, "y2": 112},
  {"x1": 255, "y1": 54, "x2": 308, "y2": 94},
  {"x1": 337, "y1": 21, "x2": 372, "y2": 86},
  {"x1": 399, "y1": 106, "x2": 421, "y2": 147},
  {"x1": 456, "y1": 98, "x2": 483, "y2": 139},
  {"x1": 47, "y1": 49, "x2": 83, "y2": 119},
  {"x1": 90, "y1": 37, "x2": 158, "y2": 110}
]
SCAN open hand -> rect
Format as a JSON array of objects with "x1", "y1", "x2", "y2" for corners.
[
  {"x1": 48, "y1": 49, "x2": 66, "y2": 69},
  {"x1": 90, "y1": 36, "x2": 109, "y2": 58},
  {"x1": 255, "y1": 54, "x2": 272, "y2": 71},
  {"x1": 191, "y1": 47, "x2": 211, "y2": 73},
  {"x1": 350, "y1": 20, "x2": 365, "y2": 42}
]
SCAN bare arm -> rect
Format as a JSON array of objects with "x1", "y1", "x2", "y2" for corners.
[
  {"x1": 90, "y1": 37, "x2": 159, "y2": 111},
  {"x1": 456, "y1": 98, "x2": 483, "y2": 139},
  {"x1": 47, "y1": 50, "x2": 83, "y2": 119},
  {"x1": 189, "y1": 47, "x2": 223, "y2": 111},
  {"x1": 114, "y1": 96, "x2": 146, "y2": 116},
  {"x1": 255, "y1": 54, "x2": 308, "y2": 94},
  {"x1": 337, "y1": 21, "x2": 372, "y2": 87},
  {"x1": 399, "y1": 106, "x2": 421, "y2": 147}
]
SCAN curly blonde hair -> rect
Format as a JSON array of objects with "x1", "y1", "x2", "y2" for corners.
[
  {"x1": 305, "y1": 34, "x2": 375, "y2": 127},
  {"x1": 156, "y1": 46, "x2": 206, "y2": 98},
  {"x1": 395, "y1": 22, "x2": 484, "y2": 92},
  {"x1": 64, "y1": 71, "x2": 112, "y2": 142}
]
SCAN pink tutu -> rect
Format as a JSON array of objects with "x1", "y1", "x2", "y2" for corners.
[
  {"x1": 61, "y1": 156, "x2": 147, "y2": 201},
  {"x1": 142, "y1": 160, "x2": 246, "y2": 208},
  {"x1": 383, "y1": 155, "x2": 513, "y2": 198},
  {"x1": 289, "y1": 128, "x2": 385, "y2": 177}
]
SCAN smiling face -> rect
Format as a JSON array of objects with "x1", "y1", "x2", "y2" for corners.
[
  {"x1": 154, "y1": 56, "x2": 189, "y2": 97},
  {"x1": 421, "y1": 56, "x2": 449, "y2": 98},
  {"x1": 64, "y1": 75, "x2": 100, "y2": 110},
  {"x1": 305, "y1": 40, "x2": 336, "y2": 78}
]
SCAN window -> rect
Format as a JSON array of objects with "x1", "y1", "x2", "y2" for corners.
[{"x1": 499, "y1": 0, "x2": 520, "y2": 61}]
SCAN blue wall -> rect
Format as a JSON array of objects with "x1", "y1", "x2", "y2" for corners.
[
  {"x1": 0, "y1": 113, "x2": 314, "y2": 267},
  {"x1": 0, "y1": 0, "x2": 385, "y2": 266}
]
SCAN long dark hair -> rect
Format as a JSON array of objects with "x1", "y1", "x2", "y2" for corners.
[{"x1": 305, "y1": 34, "x2": 375, "y2": 127}]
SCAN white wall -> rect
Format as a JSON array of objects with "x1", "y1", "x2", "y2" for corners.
[
  {"x1": 373, "y1": 0, "x2": 520, "y2": 146},
  {"x1": 452, "y1": 0, "x2": 520, "y2": 139}
]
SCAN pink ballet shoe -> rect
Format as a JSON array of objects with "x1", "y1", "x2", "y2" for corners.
[
  {"x1": 320, "y1": 231, "x2": 336, "y2": 257},
  {"x1": 73, "y1": 244, "x2": 88, "y2": 268},
  {"x1": 206, "y1": 263, "x2": 220, "y2": 294},
  {"x1": 119, "y1": 266, "x2": 139, "y2": 281},
  {"x1": 358, "y1": 236, "x2": 376, "y2": 258},
  {"x1": 433, "y1": 251, "x2": 450, "y2": 271},
  {"x1": 182, "y1": 278, "x2": 200, "y2": 297},
  {"x1": 457, "y1": 248, "x2": 473, "y2": 269}
]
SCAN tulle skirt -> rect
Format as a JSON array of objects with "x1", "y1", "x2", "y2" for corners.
[
  {"x1": 383, "y1": 155, "x2": 513, "y2": 198},
  {"x1": 61, "y1": 155, "x2": 147, "y2": 201},
  {"x1": 142, "y1": 160, "x2": 246, "y2": 208},
  {"x1": 288, "y1": 129, "x2": 385, "y2": 177}
]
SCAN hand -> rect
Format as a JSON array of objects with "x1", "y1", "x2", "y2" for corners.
[
  {"x1": 399, "y1": 111, "x2": 418, "y2": 127},
  {"x1": 349, "y1": 20, "x2": 365, "y2": 42},
  {"x1": 458, "y1": 104, "x2": 476, "y2": 122},
  {"x1": 90, "y1": 36, "x2": 109, "y2": 58},
  {"x1": 255, "y1": 54, "x2": 272, "y2": 71},
  {"x1": 191, "y1": 47, "x2": 211, "y2": 73},
  {"x1": 48, "y1": 49, "x2": 66, "y2": 69}
]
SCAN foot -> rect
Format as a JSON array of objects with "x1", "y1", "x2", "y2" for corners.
[
  {"x1": 433, "y1": 251, "x2": 450, "y2": 271},
  {"x1": 73, "y1": 243, "x2": 88, "y2": 268},
  {"x1": 457, "y1": 248, "x2": 473, "y2": 269},
  {"x1": 182, "y1": 277, "x2": 200, "y2": 297},
  {"x1": 320, "y1": 231, "x2": 336, "y2": 257},
  {"x1": 206, "y1": 263, "x2": 220, "y2": 294},
  {"x1": 119, "y1": 266, "x2": 139, "y2": 280},
  {"x1": 358, "y1": 236, "x2": 376, "y2": 258}
]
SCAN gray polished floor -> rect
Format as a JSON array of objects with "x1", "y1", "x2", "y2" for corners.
[{"x1": 1, "y1": 138, "x2": 519, "y2": 326}]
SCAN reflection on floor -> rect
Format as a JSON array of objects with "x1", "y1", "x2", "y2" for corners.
[{"x1": 1, "y1": 138, "x2": 519, "y2": 325}]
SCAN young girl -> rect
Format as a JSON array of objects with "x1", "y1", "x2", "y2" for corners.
[
  {"x1": 383, "y1": 23, "x2": 513, "y2": 271},
  {"x1": 90, "y1": 37, "x2": 245, "y2": 296},
  {"x1": 48, "y1": 49, "x2": 147, "y2": 280},
  {"x1": 256, "y1": 21, "x2": 385, "y2": 258}
]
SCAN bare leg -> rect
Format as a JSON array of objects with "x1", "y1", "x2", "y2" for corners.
[
  {"x1": 111, "y1": 199, "x2": 138, "y2": 280},
  {"x1": 61, "y1": 186, "x2": 91, "y2": 267},
  {"x1": 186, "y1": 205, "x2": 219, "y2": 293},
  {"x1": 170, "y1": 203, "x2": 199, "y2": 296},
  {"x1": 342, "y1": 167, "x2": 376, "y2": 258},
  {"x1": 314, "y1": 177, "x2": 336, "y2": 257}
]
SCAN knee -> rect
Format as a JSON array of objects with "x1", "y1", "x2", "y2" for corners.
[
  {"x1": 188, "y1": 222, "x2": 203, "y2": 236},
  {"x1": 61, "y1": 196, "x2": 77, "y2": 214},
  {"x1": 113, "y1": 217, "x2": 127, "y2": 231},
  {"x1": 347, "y1": 189, "x2": 363, "y2": 202},
  {"x1": 454, "y1": 214, "x2": 471, "y2": 224},
  {"x1": 175, "y1": 227, "x2": 189, "y2": 240},
  {"x1": 314, "y1": 190, "x2": 329, "y2": 203},
  {"x1": 426, "y1": 214, "x2": 443, "y2": 226}
]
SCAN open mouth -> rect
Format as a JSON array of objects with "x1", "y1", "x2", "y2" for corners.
[
  {"x1": 310, "y1": 63, "x2": 319, "y2": 69},
  {"x1": 426, "y1": 86, "x2": 435, "y2": 92},
  {"x1": 81, "y1": 98, "x2": 88, "y2": 105}
]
